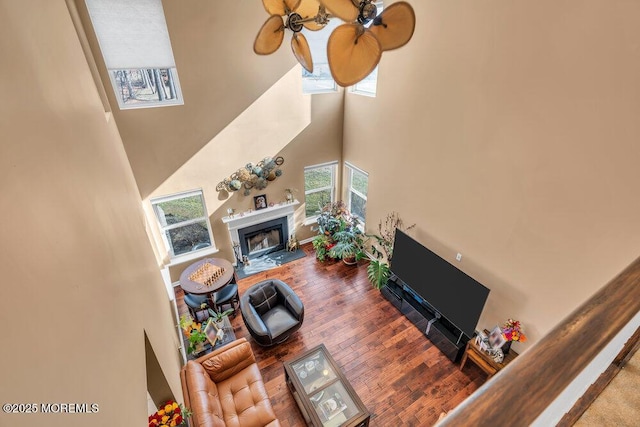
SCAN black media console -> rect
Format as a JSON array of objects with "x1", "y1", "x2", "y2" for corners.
[{"x1": 381, "y1": 275, "x2": 468, "y2": 362}]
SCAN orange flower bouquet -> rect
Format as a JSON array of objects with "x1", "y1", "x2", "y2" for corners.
[
  {"x1": 148, "y1": 401, "x2": 190, "y2": 427},
  {"x1": 502, "y1": 318, "x2": 527, "y2": 342}
]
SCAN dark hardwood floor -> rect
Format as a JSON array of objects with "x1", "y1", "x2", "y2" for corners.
[{"x1": 176, "y1": 244, "x2": 486, "y2": 426}]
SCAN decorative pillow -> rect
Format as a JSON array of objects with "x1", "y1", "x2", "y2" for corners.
[{"x1": 249, "y1": 282, "x2": 278, "y2": 316}]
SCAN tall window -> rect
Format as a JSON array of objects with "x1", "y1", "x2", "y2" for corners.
[
  {"x1": 350, "y1": 66, "x2": 378, "y2": 97},
  {"x1": 301, "y1": 18, "x2": 340, "y2": 94},
  {"x1": 349, "y1": 1, "x2": 383, "y2": 97},
  {"x1": 304, "y1": 161, "x2": 338, "y2": 220},
  {"x1": 85, "y1": 0, "x2": 183, "y2": 109},
  {"x1": 151, "y1": 190, "x2": 214, "y2": 259},
  {"x1": 345, "y1": 162, "x2": 368, "y2": 223}
]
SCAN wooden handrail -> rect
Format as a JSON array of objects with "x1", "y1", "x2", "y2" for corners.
[{"x1": 439, "y1": 256, "x2": 640, "y2": 426}]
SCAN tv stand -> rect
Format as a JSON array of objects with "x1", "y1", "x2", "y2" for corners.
[{"x1": 381, "y1": 276, "x2": 468, "y2": 362}]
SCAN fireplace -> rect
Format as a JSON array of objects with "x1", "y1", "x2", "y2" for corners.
[
  {"x1": 222, "y1": 201, "x2": 299, "y2": 265},
  {"x1": 238, "y1": 217, "x2": 288, "y2": 259}
]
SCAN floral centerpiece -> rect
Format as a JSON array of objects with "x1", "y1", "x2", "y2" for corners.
[
  {"x1": 502, "y1": 318, "x2": 527, "y2": 342},
  {"x1": 148, "y1": 401, "x2": 190, "y2": 427},
  {"x1": 501, "y1": 318, "x2": 526, "y2": 354}
]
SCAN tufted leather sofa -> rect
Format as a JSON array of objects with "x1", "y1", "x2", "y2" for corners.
[
  {"x1": 240, "y1": 279, "x2": 304, "y2": 347},
  {"x1": 180, "y1": 338, "x2": 280, "y2": 427}
]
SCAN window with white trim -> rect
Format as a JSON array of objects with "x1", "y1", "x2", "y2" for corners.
[
  {"x1": 151, "y1": 190, "x2": 215, "y2": 259},
  {"x1": 304, "y1": 161, "x2": 338, "y2": 220},
  {"x1": 85, "y1": 0, "x2": 183, "y2": 109},
  {"x1": 349, "y1": 1, "x2": 383, "y2": 97},
  {"x1": 345, "y1": 162, "x2": 368, "y2": 223},
  {"x1": 350, "y1": 66, "x2": 378, "y2": 97},
  {"x1": 301, "y1": 18, "x2": 340, "y2": 94}
]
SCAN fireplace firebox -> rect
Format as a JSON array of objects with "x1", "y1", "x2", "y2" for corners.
[{"x1": 237, "y1": 217, "x2": 288, "y2": 259}]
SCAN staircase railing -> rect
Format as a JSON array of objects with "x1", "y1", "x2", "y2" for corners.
[{"x1": 439, "y1": 256, "x2": 640, "y2": 426}]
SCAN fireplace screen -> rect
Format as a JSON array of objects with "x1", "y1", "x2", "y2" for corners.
[
  {"x1": 246, "y1": 228, "x2": 282, "y2": 257},
  {"x1": 237, "y1": 216, "x2": 288, "y2": 259}
]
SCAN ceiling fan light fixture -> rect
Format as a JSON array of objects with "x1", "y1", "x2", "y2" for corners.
[
  {"x1": 286, "y1": 12, "x2": 304, "y2": 32},
  {"x1": 358, "y1": 1, "x2": 377, "y2": 24},
  {"x1": 254, "y1": 15, "x2": 286, "y2": 55},
  {"x1": 369, "y1": 1, "x2": 416, "y2": 51},
  {"x1": 327, "y1": 23, "x2": 382, "y2": 87}
]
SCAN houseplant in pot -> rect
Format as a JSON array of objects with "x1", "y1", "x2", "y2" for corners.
[
  {"x1": 208, "y1": 307, "x2": 234, "y2": 327},
  {"x1": 328, "y1": 220, "x2": 367, "y2": 265},
  {"x1": 312, "y1": 233, "x2": 334, "y2": 262},
  {"x1": 367, "y1": 212, "x2": 415, "y2": 289},
  {"x1": 179, "y1": 315, "x2": 207, "y2": 355},
  {"x1": 313, "y1": 201, "x2": 361, "y2": 262}
]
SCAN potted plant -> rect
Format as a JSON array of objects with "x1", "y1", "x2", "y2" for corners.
[
  {"x1": 312, "y1": 201, "x2": 361, "y2": 262},
  {"x1": 208, "y1": 307, "x2": 234, "y2": 327},
  {"x1": 180, "y1": 315, "x2": 207, "y2": 355},
  {"x1": 328, "y1": 222, "x2": 367, "y2": 265},
  {"x1": 367, "y1": 212, "x2": 415, "y2": 289},
  {"x1": 312, "y1": 233, "x2": 333, "y2": 262},
  {"x1": 367, "y1": 259, "x2": 391, "y2": 289}
]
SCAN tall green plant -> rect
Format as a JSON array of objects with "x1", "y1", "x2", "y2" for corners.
[
  {"x1": 367, "y1": 259, "x2": 390, "y2": 289},
  {"x1": 366, "y1": 212, "x2": 415, "y2": 289},
  {"x1": 328, "y1": 224, "x2": 366, "y2": 262}
]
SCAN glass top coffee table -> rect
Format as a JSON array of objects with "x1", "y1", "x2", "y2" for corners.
[
  {"x1": 284, "y1": 344, "x2": 369, "y2": 427},
  {"x1": 185, "y1": 316, "x2": 236, "y2": 360}
]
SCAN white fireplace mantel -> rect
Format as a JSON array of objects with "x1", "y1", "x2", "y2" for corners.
[{"x1": 222, "y1": 201, "x2": 299, "y2": 255}]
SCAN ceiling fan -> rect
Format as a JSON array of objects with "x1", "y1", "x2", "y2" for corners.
[
  {"x1": 254, "y1": 0, "x2": 415, "y2": 87},
  {"x1": 254, "y1": 0, "x2": 329, "y2": 73},
  {"x1": 321, "y1": 0, "x2": 415, "y2": 87}
]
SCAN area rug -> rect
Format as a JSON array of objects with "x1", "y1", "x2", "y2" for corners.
[{"x1": 235, "y1": 249, "x2": 306, "y2": 279}]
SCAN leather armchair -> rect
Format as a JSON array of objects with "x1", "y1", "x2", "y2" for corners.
[
  {"x1": 180, "y1": 338, "x2": 280, "y2": 426},
  {"x1": 240, "y1": 279, "x2": 304, "y2": 346}
]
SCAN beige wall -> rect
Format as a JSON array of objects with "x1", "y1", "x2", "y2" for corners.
[
  {"x1": 343, "y1": 1, "x2": 640, "y2": 351},
  {"x1": 0, "y1": 1, "x2": 183, "y2": 425},
  {"x1": 75, "y1": 0, "x2": 344, "y2": 275}
]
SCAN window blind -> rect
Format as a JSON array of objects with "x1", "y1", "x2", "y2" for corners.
[{"x1": 85, "y1": 0, "x2": 176, "y2": 69}]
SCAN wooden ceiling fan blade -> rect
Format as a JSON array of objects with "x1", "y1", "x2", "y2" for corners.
[
  {"x1": 319, "y1": 0, "x2": 358, "y2": 22},
  {"x1": 254, "y1": 15, "x2": 285, "y2": 55},
  {"x1": 262, "y1": 0, "x2": 301, "y2": 16},
  {"x1": 291, "y1": 33, "x2": 313, "y2": 73},
  {"x1": 327, "y1": 24, "x2": 381, "y2": 87},
  {"x1": 369, "y1": 1, "x2": 416, "y2": 51},
  {"x1": 296, "y1": 0, "x2": 324, "y2": 31}
]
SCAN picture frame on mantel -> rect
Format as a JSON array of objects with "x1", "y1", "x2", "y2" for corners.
[{"x1": 254, "y1": 194, "x2": 267, "y2": 210}]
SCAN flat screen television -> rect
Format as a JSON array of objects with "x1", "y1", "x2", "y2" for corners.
[{"x1": 390, "y1": 230, "x2": 490, "y2": 339}]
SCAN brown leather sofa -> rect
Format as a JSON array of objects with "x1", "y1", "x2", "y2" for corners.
[{"x1": 180, "y1": 338, "x2": 280, "y2": 427}]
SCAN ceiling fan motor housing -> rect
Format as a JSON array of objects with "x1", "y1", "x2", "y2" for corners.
[
  {"x1": 286, "y1": 12, "x2": 304, "y2": 33},
  {"x1": 358, "y1": 1, "x2": 378, "y2": 25}
]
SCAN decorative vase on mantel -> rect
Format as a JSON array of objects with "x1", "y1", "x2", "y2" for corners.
[{"x1": 502, "y1": 340, "x2": 512, "y2": 355}]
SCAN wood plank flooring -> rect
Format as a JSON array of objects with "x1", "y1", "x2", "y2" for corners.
[{"x1": 176, "y1": 244, "x2": 486, "y2": 426}]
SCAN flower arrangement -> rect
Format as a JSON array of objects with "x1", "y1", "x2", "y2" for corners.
[
  {"x1": 148, "y1": 401, "x2": 190, "y2": 427},
  {"x1": 179, "y1": 314, "x2": 207, "y2": 354},
  {"x1": 502, "y1": 318, "x2": 527, "y2": 342}
]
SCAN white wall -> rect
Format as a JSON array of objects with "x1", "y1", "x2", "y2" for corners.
[{"x1": 0, "y1": 1, "x2": 183, "y2": 425}]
